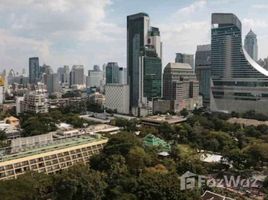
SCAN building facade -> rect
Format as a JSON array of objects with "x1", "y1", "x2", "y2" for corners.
[
  {"x1": 211, "y1": 13, "x2": 268, "y2": 114},
  {"x1": 118, "y1": 67, "x2": 127, "y2": 84},
  {"x1": 195, "y1": 44, "x2": 211, "y2": 107},
  {"x1": 0, "y1": 135, "x2": 107, "y2": 180},
  {"x1": 106, "y1": 62, "x2": 119, "y2": 84},
  {"x1": 87, "y1": 69, "x2": 103, "y2": 88},
  {"x1": 127, "y1": 13, "x2": 162, "y2": 116},
  {"x1": 163, "y1": 63, "x2": 202, "y2": 112},
  {"x1": 29, "y1": 57, "x2": 40, "y2": 84},
  {"x1": 22, "y1": 92, "x2": 48, "y2": 113},
  {"x1": 57, "y1": 65, "x2": 70, "y2": 87},
  {"x1": 175, "y1": 53, "x2": 194, "y2": 69},
  {"x1": 244, "y1": 29, "x2": 258, "y2": 61},
  {"x1": 70, "y1": 65, "x2": 85, "y2": 87},
  {"x1": 105, "y1": 84, "x2": 129, "y2": 114},
  {"x1": 47, "y1": 73, "x2": 60, "y2": 95}
]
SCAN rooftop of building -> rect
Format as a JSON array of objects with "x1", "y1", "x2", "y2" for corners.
[
  {"x1": 211, "y1": 13, "x2": 241, "y2": 30},
  {"x1": 141, "y1": 114, "x2": 186, "y2": 125},
  {"x1": 143, "y1": 134, "x2": 171, "y2": 152},
  {"x1": 127, "y1": 12, "x2": 149, "y2": 19},
  {"x1": 165, "y1": 63, "x2": 192, "y2": 70},
  {"x1": 0, "y1": 134, "x2": 107, "y2": 163},
  {"x1": 196, "y1": 44, "x2": 211, "y2": 51}
]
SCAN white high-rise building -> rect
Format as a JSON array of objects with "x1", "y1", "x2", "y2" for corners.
[
  {"x1": 105, "y1": 84, "x2": 129, "y2": 114},
  {"x1": 0, "y1": 86, "x2": 3, "y2": 105},
  {"x1": 16, "y1": 97, "x2": 24, "y2": 115},
  {"x1": 118, "y1": 67, "x2": 127, "y2": 84}
]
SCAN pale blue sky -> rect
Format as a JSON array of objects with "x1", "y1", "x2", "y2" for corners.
[{"x1": 0, "y1": 0, "x2": 268, "y2": 73}]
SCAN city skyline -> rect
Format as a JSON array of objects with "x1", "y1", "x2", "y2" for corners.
[{"x1": 0, "y1": 0, "x2": 268, "y2": 72}]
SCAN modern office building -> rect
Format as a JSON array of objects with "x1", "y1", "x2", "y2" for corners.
[
  {"x1": 127, "y1": 13, "x2": 162, "y2": 116},
  {"x1": 195, "y1": 44, "x2": 211, "y2": 107},
  {"x1": 29, "y1": 57, "x2": 40, "y2": 84},
  {"x1": 87, "y1": 69, "x2": 103, "y2": 88},
  {"x1": 47, "y1": 73, "x2": 60, "y2": 95},
  {"x1": 70, "y1": 65, "x2": 85, "y2": 87},
  {"x1": 105, "y1": 84, "x2": 129, "y2": 114},
  {"x1": 106, "y1": 62, "x2": 120, "y2": 84},
  {"x1": 211, "y1": 13, "x2": 268, "y2": 114},
  {"x1": 140, "y1": 46, "x2": 162, "y2": 102},
  {"x1": 0, "y1": 134, "x2": 108, "y2": 180},
  {"x1": 57, "y1": 66, "x2": 70, "y2": 87},
  {"x1": 244, "y1": 29, "x2": 258, "y2": 61},
  {"x1": 162, "y1": 63, "x2": 202, "y2": 112},
  {"x1": 175, "y1": 53, "x2": 194, "y2": 69},
  {"x1": 93, "y1": 65, "x2": 101, "y2": 72}
]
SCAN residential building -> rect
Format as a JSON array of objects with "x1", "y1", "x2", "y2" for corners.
[
  {"x1": 163, "y1": 63, "x2": 202, "y2": 112},
  {"x1": 195, "y1": 44, "x2": 211, "y2": 107},
  {"x1": 22, "y1": 92, "x2": 48, "y2": 113},
  {"x1": 0, "y1": 86, "x2": 3, "y2": 105},
  {"x1": 118, "y1": 67, "x2": 127, "y2": 84},
  {"x1": 127, "y1": 13, "x2": 162, "y2": 116},
  {"x1": 211, "y1": 13, "x2": 268, "y2": 114},
  {"x1": 244, "y1": 29, "x2": 258, "y2": 61},
  {"x1": 29, "y1": 57, "x2": 40, "y2": 84},
  {"x1": 70, "y1": 65, "x2": 84, "y2": 87},
  {"x1": 175, "y1": 53, "x2": 194, "y2": 69},
  {"x1": 57, "y1": 66, "x2": 70, "y2": 87},
  {"x1": 15, "y1": 97, "x2": 24, "y2": 115},
  {"x1": 0, "y1": 134, "x2": 108, "y2": 180},
  {"x1": 47, "y1": 73, "x2": 60, "y2": 95},
  {"x1": 105, "y1": 84, "x2": 129, "y2": 114}
]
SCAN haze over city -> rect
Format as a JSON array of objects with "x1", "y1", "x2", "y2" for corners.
[{"x1": 1, "y1": 0, "x2": 268, "y2": 72}]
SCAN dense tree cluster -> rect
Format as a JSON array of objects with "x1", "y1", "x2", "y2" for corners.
[{"x1": 19, "y1": 110, "x2": 97, "y2": 137}]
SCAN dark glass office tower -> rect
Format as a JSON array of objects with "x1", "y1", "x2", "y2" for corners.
[
  {"x1": 29, "y1": 57, "x2": 40, "y2": 84},
  {"x1": 211, "y1": 13, "x2": 268, "y2": 114},
  {"x1": 195, "y1": 44, "x2": 211, "y2": 107},
  {"x1": 127, "y1": 13, "x2": 150, "y2": 114},
  {"x1": 142, "y1": 46, "x2": 162, "y2": 101},
  {"x1": 127, "y1": 13, "x2": 162, "y2": 116},
  {"x1": 106, "y1": 62, "x2": 120, "y2": 84}
]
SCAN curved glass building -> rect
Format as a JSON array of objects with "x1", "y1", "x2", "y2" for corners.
[{"x1": 210, "y1": 13, "x2": 268, "y2": 114}]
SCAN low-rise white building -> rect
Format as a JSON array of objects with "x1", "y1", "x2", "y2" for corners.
[
  {"x1": 22, "y1": 92, "x2": 48, "y2": 113},
  {"x1": 105, "y1": 84, "x2": 129, "y2": 114}
]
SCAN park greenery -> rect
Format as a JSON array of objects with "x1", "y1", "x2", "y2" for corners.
[{"x1": 0, "y1": 109, "x2": 267, "y2": 199}]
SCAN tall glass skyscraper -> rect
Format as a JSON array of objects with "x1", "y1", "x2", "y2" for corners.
[
  {"x1": 127, "y1": 13, "x2": 162, "y2": 116},
  {"x1": 211, "y1": 13, "x2": 268, "y2": 114},
  {"x1": 195, "y1": 44, "x2": 211, "y2": 107},
  {"x1": 29, "y1": 57, "x2": 40, "y2": 84},
  {"x1": 244, "y1": 29, "x2": 258, "y2": 61},
  {"x1": 106, "y1": 62, "x2": 120, "y2": 84}
]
